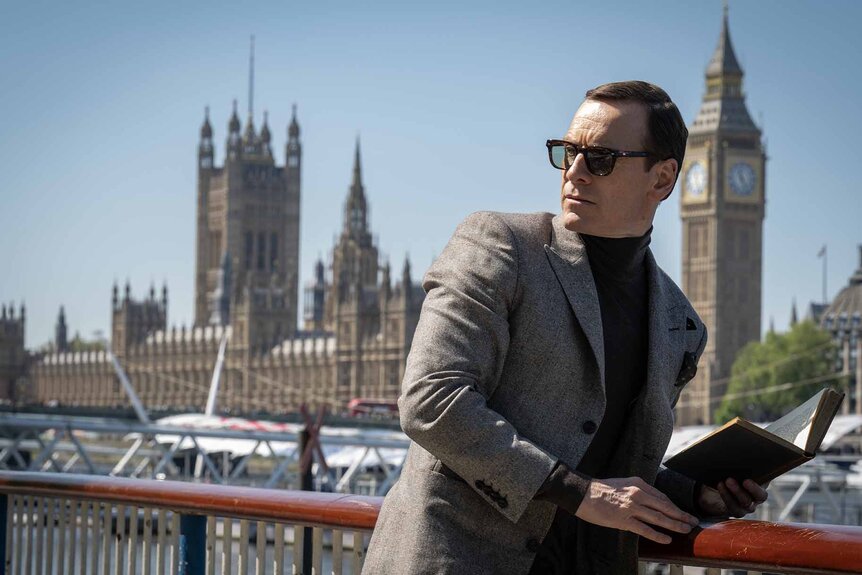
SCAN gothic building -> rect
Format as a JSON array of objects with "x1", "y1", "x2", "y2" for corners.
[
  {"x1": 678, "y1": 7, "x2": 767, "y2": 425},
  {"x1": 194, "y1": 102, "x2": 301, "y2": 338},
  {"x1": 819, "y1": 246, "x2": 862, "y2": 415},
  {"x1": 20, "y1": 105, "x2": 423, "y2": 415}
]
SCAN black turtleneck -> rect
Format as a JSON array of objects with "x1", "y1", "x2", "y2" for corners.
[
  {"x1": 576, "y1": 227, "x2": 651, "y2": 477},
  {"x1": 530, "y1": 227, "x2": 652, "y2": 574}
]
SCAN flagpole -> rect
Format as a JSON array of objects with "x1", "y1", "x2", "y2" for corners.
[{"x1": 822, "y1": 245, "x2": 827, "y2": 304}]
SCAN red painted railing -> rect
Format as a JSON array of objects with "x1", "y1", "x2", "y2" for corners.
[
  {"x1": 640, "y1": 520, "x2": 862, "y2": 574},
  {"x1": 0, "y1": 471, "x2": 378, "y2": 530},
  {"x1": 1, "y1": 471, "x2": 861, "y2": 574}
]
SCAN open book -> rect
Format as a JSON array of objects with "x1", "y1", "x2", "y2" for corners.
[{"x1": 664, "y1": 388, "x2": 844, "y2": 487}]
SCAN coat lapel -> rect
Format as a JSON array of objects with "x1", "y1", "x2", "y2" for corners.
[
  {"x1": 544, "y1": 215, "x2": 605, "y2": 386},
  {"x1": 543, "y1": 215, "x2": 686, "y2": 398},
  {"x1": 644, "y1": 250, "x2": 684, "y2": 400}
]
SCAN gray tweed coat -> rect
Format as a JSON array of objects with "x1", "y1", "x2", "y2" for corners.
[{"x1": 363, "y1": 212, "x2": 707, "y2": 574}]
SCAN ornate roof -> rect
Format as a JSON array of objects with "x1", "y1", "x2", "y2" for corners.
[
  {"x1": 706, "y1": 6, "x2": 743, "y2": 78},
  {"x1": 822, "y1": 246, "x2": 862, "y2": 327},
  {"x1": 690, "y1": 6, "x2": 759, "y2": 136},
  {"x1": 690, "y1": 97, "x2": 758, "y2": 134}
]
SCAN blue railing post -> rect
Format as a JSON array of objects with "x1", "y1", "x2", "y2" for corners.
[
  {"x1": 0, "y1": 493, "x2": 6, "y2": 575},
  {"x1": 178, "y1": 514, "x2": 207, "y2": 575}
]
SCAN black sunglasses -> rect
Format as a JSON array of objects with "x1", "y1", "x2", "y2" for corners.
[{"x1": 545, "y1": 139, "x2": 654, "y2": 176}]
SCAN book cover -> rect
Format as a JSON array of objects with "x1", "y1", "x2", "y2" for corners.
[{"x1": 664, "y1": 388, "x2": 844, "y2": 487}]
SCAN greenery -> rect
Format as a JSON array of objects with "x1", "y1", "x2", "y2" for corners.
[
  {"x1": 714, "y1": 320, "x2": 844, "y2": 424},
  {"x1": 37, "y1": 331, "x2": 106, "y2": 354}
]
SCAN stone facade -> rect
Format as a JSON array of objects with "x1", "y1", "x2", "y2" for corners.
[
  {"x1": 20, "y1": 106, "x2": 423, "y2": 416},
  {"x1": 678, "y1": 8, "x2": 767, "y2": 425}
]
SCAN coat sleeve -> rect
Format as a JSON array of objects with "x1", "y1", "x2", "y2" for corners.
[{"x1": 398, "y1": 211, "x2": 558, "y2": 524}]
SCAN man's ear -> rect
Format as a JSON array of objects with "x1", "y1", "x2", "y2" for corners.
[{"x1": 650, "y1": 158, "x2": 678, "y2": 202}]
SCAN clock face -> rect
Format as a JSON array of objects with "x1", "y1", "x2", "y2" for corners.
[
  {"x1": 729, "y1": 162, "x2": 756, "y2": 196},
  {"x1": 685, "y1": 161, "x2": 706, "y2": 198}
]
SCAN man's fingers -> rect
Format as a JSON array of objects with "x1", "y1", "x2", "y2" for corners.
[
  {"x1": 725, "y1": 478, "x2": 753, "y2": 508},
  {"x1": 743, "y1": 479, "x2": 769, "y2": 503},
  {"x1": 637, "y1": 487, "x2": 699, "y2": 526},
  {"x1": 717, "y1": 481, "x2": 750, "y2": 517},
  {"x1": 627, "y1": 518, "x2": 672, "y2": 545},
  {"x1": 634, "y1": 506, "x2": 695, "y2": 535},
  {"x1": 577, "y1": 477, "x2": 699, "y2": 539}
]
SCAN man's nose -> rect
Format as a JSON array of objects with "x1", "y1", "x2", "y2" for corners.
[{"x1": 565, "y1": 151, "x2": 591, "y2": 183}]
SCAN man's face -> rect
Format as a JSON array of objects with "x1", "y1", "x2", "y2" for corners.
[{"x1": 560, "y1": 99, "x2": 668, "y2": 238}]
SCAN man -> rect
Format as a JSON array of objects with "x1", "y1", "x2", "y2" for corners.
[{"x1": 363, "y1": 81, "x2": 767, "y2": 574}]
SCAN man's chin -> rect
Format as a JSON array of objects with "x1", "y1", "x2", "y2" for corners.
[{"x1": 561, "y1": 211, "x2": 586, "y2": 233}]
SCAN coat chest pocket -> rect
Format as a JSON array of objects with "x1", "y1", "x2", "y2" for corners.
[
  {"x1": 674, "y1": 351, "x2": 698, "y2": 388},
  {"x1": 668, "y1": 351, "x2": 698, "y2": 409}
]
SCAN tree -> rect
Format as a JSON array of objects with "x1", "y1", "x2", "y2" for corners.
[
  {"x1": 714, "y1": 320, "x2": 843, "y2": 424},
  {"x1": 68, "y1": 331, "x2": 106, "y2": 352},
  {"x1": 36, "y1": 332, "x2": 106, "y2": 354}
]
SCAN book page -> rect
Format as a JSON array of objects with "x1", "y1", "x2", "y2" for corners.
[
  {"x1": 806, "y1": 389, "x2": 844, "y2": 452},
  {"x1": 764, "y1": 389, "x2": 825, "y2": 449}
]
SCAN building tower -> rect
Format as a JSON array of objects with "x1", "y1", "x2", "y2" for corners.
[
  {"x1": 0, "y1": 303, "x2": 26, "y2": 401},
  {"x1": 55, "y1": 306, "x2": 69, "y2": 353},
  {"x1": 678, "y1": 6, "x2": 766, "y2": 424},
  {"x1": 111, "y1": 282, "x2": 168, "y2": 356},
  {"x1": 327, "y1": 139, "x2": 381, "y2": 399},
  {"x1": 303, "y1": 258, "x2": 328, "y2": 333},
  {"x1": 192, "y1": 47, "x2": 301, "y2": 335}
]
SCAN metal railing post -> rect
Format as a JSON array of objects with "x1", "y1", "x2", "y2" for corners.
[
  {"x1": 299, "y1": 426, "x2": 313, "y2": 575},
  {"x1": 178, "y1": 514, "x2": 206, "y2": 575}
]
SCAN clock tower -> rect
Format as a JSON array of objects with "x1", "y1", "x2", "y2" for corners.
[{"x1": 679, "y1": 6, "x2": 766, "y2": 424}]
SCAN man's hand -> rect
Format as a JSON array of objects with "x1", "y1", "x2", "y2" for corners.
[
  {"x1": 697, "y1": 478, "x2": 768, "y2": 518},
  {"x1": 575, "y1": 477, "x2": 699, "y2": 544}
]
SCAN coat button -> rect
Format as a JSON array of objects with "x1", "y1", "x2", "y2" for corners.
[
  {"x1": 526, "y1": 538, "x2": 541, "y2": 553},
  {"x1": 582, "y1": 420, "x2": 597, "y2": 434}
]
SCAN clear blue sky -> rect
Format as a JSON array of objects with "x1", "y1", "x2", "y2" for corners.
[{"x1": 1, "y1": 0, "x2": 860, "y2": 348}]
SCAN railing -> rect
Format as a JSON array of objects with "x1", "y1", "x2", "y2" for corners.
[
  {"x1": 0, "y1": 471, "x2": 376, "y2": 574},
  {"x1": 1, "y1": 471, "x2": 861, "y2": 575}
]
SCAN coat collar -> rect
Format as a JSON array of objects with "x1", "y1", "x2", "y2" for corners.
[{"x1": 544, "y1": 214, "x2": 683, "y2": 393}]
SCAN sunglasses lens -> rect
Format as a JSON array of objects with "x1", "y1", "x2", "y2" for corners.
[
  {"x1": 550, "y1": 145, "x2": 567, "y2": 169},
  {"x1": 586, "y1": 151, "x2": 614, "y2": 176},
  {"x1": 564, "y1": 145, "x2": 578, "y2": 168}
]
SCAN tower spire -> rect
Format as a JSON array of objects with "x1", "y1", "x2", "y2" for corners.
[
  {"x1": 353, "y1": 136, "x2": 362, "y2": 188},
  {"x1": 200, "y1": 106, "x2": 212, "y2": 139},
  {"x1": 707, "y1": 1, "x2": 742, "y2": 80},
  {"x1": 690, "y1": 5, "x2": 756, "y2": 135},
  {"x1": 342, "y1": 136, "x2": 368, "y2": 239},
  {"x1": 229, "y1": 99, "x2": 240, "y2": 133},
  {"x1": 248, "y1": 35, "x2": 255, "y2": 120},
  {"x1": 56, "y1": 305, "x2": 68, "y2": 353}
]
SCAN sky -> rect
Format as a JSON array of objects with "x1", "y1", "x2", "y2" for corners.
[{"x1": 1, "y1": 0, "x2": 860, "y2": 349}]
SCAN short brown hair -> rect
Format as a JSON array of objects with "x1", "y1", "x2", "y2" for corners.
[{"x1": 585, "y1": 80, "x2": 687, "y2": 191}]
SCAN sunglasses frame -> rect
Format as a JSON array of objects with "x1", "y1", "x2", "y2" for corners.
[{"x1": 545, "y1": 139, "x2": 654, "y2": 176}]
